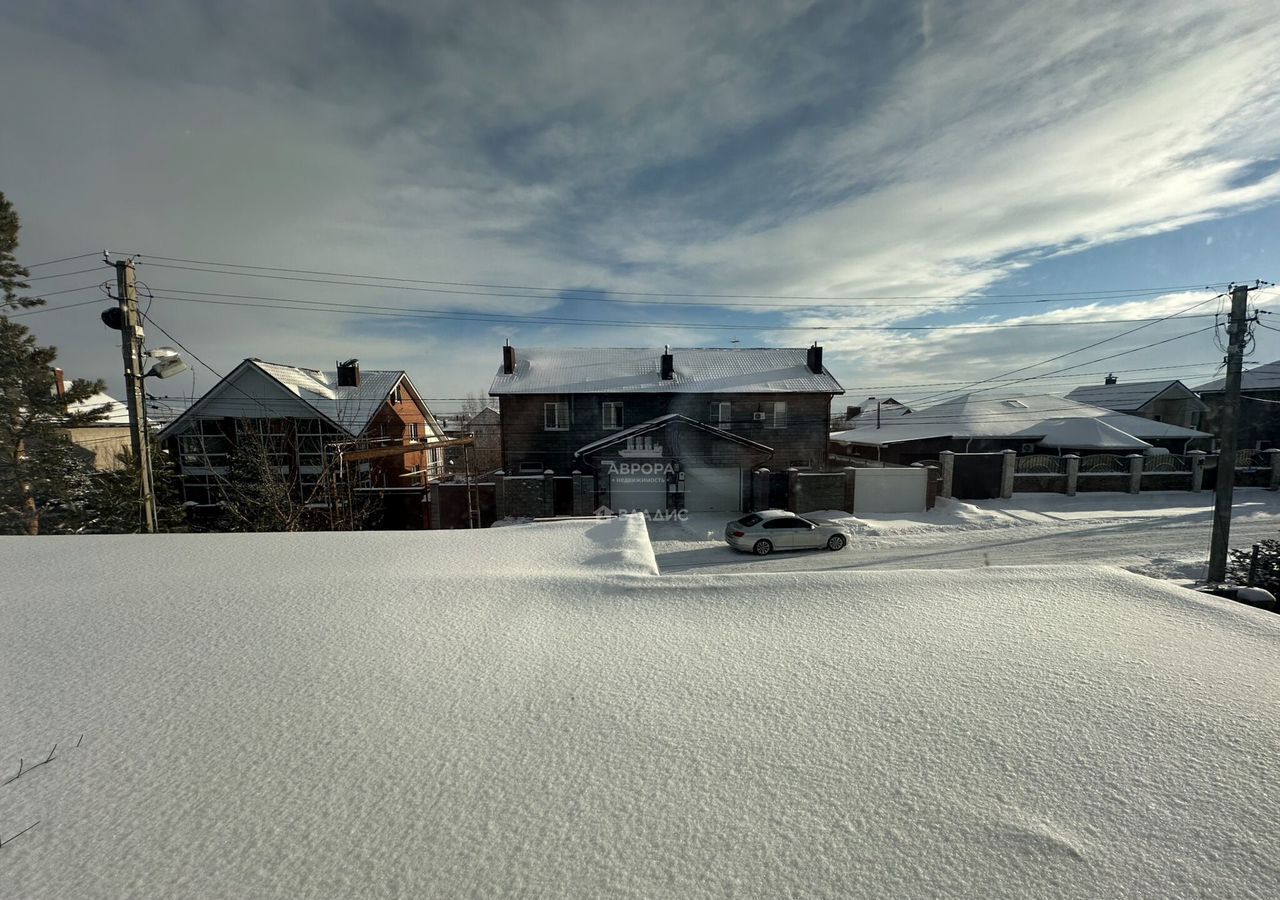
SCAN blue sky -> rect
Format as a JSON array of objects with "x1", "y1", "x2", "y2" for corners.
[{"x1": 3, "y1": 0, "x2": 1280, "y2": 416}]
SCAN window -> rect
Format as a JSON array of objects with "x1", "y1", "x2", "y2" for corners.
[
  {"x1": 177, "y1": 419, "x2": 232, "y2": 469},
  {"x1": 545, "y1": 401, "x2": 569, "y2": 431},
  {"x1": 602, "y1": 401, "x2": 623, "y2": 430},
  {"x1": 769, "y1": 401, "x2": 787, "y2": 428},
  {"x1": 710, "y1": 401, "x2": 731, "y2": 430},
  {"x1": 409, "y1": 422, "x2": 420, "y2": 441},
  {"x1": 391, "y1": 384, "x2": 403, "y2": 404},
  {"x1": 764, "y1": 517, "x2": 810, "y2": 529}
]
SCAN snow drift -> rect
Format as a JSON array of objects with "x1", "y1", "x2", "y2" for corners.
[{"x1": 1, "y1": 516, "x2": 1277, "y2": 898}]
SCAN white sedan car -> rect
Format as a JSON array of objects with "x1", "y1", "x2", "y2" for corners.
[{"x1": 724, "y1": 510, "x2": 848, "y2": 556}]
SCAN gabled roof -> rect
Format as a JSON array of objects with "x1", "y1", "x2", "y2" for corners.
[
  {"x1": 574, "y1": 413, "x2": 773, "y2": 458},
  {"x1": 66, "y1": 390, "x2": 130, "y2": 426},
  {"x1": 1196, "y1": 360, "x2": 1280, "y2": 393},
  {"x1": 1035, "y1": 418, "x2": 1152, "y2": 451},
  {"x1": 159, "y1": 359, "x2": 430, "y2": 440},
  {"x1": 1064, "y1": 380, "x2": 1206, "y2": 413},
  {"x1": 489, "y1": 347, "x2": 843, "y2": 395},
  {"x1": 830, "y1": 393, "x2": 1210, "y2": 447}
]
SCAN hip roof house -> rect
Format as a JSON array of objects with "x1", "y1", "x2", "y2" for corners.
[{"x1": 830, "y1": 393, "x2": 1210, "y2": 464}]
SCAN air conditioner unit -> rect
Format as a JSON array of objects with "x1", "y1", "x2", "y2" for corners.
[
  {"x1": 752, "y1": 412, "x2": 767, "y2": 421},
  {"x1": 1020, "y1": 443, "x2": 1036, "y2": 454}
]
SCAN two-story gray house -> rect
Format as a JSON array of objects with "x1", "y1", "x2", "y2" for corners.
[{"x1": 488, "y1": 344, "x2": 844, "y2": 514}]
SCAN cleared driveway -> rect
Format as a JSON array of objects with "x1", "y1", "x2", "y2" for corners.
[{"x1": 649, "y1": 491, "x2": 1280, "y2": 581}]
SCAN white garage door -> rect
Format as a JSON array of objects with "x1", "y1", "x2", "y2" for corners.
[
  {"x1": 683, "y1": 466, "x2": 742, "y2": 512},
  {"x1": 609, "y1": 473, "x2": 668, "y2": 515}
]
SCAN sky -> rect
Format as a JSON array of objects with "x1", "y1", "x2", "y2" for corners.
[{"x1": 3, "y1": 0, "x2": 1280, "y2": 419}]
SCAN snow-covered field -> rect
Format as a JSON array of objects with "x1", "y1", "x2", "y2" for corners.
[
  {"x1": 652, "y1": 489, "x2": 1280, "y2": 581},
  {"x1": 2, "y1": 516, "x2": 1279, "y2": 898}
]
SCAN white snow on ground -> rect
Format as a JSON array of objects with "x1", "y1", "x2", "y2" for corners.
[{"x1": 3, "y1": 516, "x2": 1280, "y2": 898}]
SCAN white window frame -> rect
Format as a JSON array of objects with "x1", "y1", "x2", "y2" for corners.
[
  {"x1": 391, "y1": 384, "x2": 403, "y2": 405},
  {"x1": 544, "y1": 401, "x2": 569, "y2": 431},
  {"x1": 710, "y1": 400, "x2": 731, "y2": 430},
  {"x1": 769, "y1": 401, "x2": 787, "y2": 429},
  {"x1": 602, "y1": 401, "x2": 624, "y2": 431},
  {"x1": 409, "y1": 422, "x2": 420, "y2": 441}
]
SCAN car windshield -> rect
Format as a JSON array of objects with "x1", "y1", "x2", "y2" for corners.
[{"x1": 737, "y1": 514, "x2": 762, "y2": 527}]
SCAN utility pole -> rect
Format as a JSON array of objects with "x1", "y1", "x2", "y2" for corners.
[
  {"x1": 113, "y1": 258, "x2": 158, "y2": 533},
  {"x1": 1207, "y1": 282, "x2": 1257, "y2": 583}
]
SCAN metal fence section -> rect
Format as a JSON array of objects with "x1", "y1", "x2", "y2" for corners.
[
  {"x1": 1015, "y1": 454, "x2": 1065, "y2": 475},
  {"x1": 1142, "y1": 454, "x2": 1191, "y2": 473},
  {"x1": 1078, "y1": 454, "x2": 1129, "y2": 474},
  {"x1": 1236, "y1": 450, "x2": 1270, "y2": 469}
]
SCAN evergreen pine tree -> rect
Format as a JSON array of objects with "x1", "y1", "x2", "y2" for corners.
[{"x1": 1, "y1": 191, "x2": 44, "y2": 311}]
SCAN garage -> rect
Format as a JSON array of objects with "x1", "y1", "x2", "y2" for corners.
[
  {"x1": 608, "y1": 472, "x2": 668, "y2": 515},
  {"x1": 683, "y1": 466, "x2": 742, "y2": 512}
]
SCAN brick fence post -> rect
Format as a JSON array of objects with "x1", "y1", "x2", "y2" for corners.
[
  {"x1": 1064, "y1": 454, "x2": 1079, "y2": 496},
  {"x1": 1000, "y1": 449, "x2": 1016, "y2": 499},
  {"x1": 543, "y1": 469, "x2": 555, "y2": 517},
  {"x1": 1188, "y1": 451, "x2": 1206, "y2": 492},
  {"x1": 843, "y1": 466, "x2": 856, "y2": 513},
  {"x1": 492, "y1": 471, "x2": 505, "y2": 519},
  {"x1": 939, "y1": 451, "x2": 955, "y2": 499},
  {"x1": 1127, "y1": 454, "x2": 1143, "y2": 494},
  {"x1": 786, "y1": 467, "x2": 800, "y2": 513},
  {"x1": 428, "y1": 482, "x2": 442, "y2": 529}
]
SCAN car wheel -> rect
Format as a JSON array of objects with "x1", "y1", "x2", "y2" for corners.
[
  {"x1": 752, "y1": 539, "x2": 773, "y2": 556},
  {"x1": 826, "y1": 534, "x2": 846, "y2": 551}
]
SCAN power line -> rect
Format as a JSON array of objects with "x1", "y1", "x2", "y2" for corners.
[
  {"x1": 24, "y1": 267, "x2": 105, "y2": 282},
  {"x1": 909, "y1": 293, "x2": 1227, "y2": 406},
  {"x1": 142, "y1": 254, "x2": 1228, "y2": 304},
  {"x1": 6, "y1": 296, "x2": 107, "y2": 318},
  {"x1": 144, "y1": 289, "x2": 1221, "y2": 332},
  {"x1": 23, "y1": 252, "x2": 98, "y2": 269}
]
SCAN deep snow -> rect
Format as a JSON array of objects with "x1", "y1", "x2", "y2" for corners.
[{"x1": 2, "y1": 516, "x2": 1278, "y2": 898}]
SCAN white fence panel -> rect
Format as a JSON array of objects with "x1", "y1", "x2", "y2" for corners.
[{"x1": 853, "y1": 467, "x2": 928, "y2": 514}]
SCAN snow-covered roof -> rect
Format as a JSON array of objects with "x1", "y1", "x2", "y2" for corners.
[
  {"x1": 159, "y1": 359, "x2": 426, "y2": 439},
  {"x1": 489, "y1": 347, "x2": 844, "y2": 395},
  {"x1": 1064, "y1": 379, "x2": 1205, "y2": 413},
  {"x1": 1196, "y1": 359, "x2": 1280, "y2": 393},
  {"x1": 65, "y1": 391, "x2": 130, "y2": 426},
  {"x1": 3, "y1": 518, "x2": 1277, "y2": 896},
  {"x1": 254, "y1": 360, "x2": 405, "y2": 435},
  {"x1": 830, "y1": 393, "x2": 1211, "y2": 447},
  {"x1": 1035, "y1": 417, "x2": 1152, "y2": 451}
]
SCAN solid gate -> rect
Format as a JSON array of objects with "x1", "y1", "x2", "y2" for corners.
[{"x1": 951, "y1": 453, "x2": 1003, "y2": 499}]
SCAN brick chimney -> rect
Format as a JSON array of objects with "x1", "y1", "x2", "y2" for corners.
[
  {"x1": 1105, "y1": 373, "x2": 1117, "y2": 385},
  {"x1": 336, "y1": 359, "x2": 361, "y2": 387},
  {"x1": 806, "y1": 343, "x2": 823, "y2": 375},
  {"x1": 660, "y1": 345, "x2": 674, "y2": 380},
  {"x1": 502, "y1": 340, "x2": 517, "y2": 375}
]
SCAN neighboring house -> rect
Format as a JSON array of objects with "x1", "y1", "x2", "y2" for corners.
[
  {"x1": 441, "y1": 407, "x2": 503, "y2": 476},
  {"x1": 1195, "y1": 359, "x2": 1280, "y2": 450},
  {"x1": 835, "y1": 396, "x2": 911, "y2": 430},
  {"x1": 830, "y1": 393, "x2": 1211, "y2": 465},
  {"x1": 488, "y1": 344, "x2": 844, "y2": 514},
  {"x1": 1064, "y1": 377, "x2": 1206, "y2": 429},
  {"x1": 55, "y1": 368, "x2": 134, "y2": 471},
  {"x1": 158, "y1": 358, "x2": 445, "y2": 528}
]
